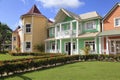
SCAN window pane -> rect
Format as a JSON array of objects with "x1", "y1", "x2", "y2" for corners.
[
  {"x1": 65, "y1": 43, "x2": 68, "y2": 51},
  {"x1": 26, "y1": 42, "x2": 31, "y2": 48},
  {"x1": 85, "y1": 21, "x2": 95, "y2": 30},
  {"x1": 115, "y1": 18, "x2": 120, "y2": 26},
  {"x1": 73, "y1": 43, "x2": 76, "y2": 50}
]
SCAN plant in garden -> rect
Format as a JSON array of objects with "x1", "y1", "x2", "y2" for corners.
[
  {"x1": 34, "y1": 43, "x2": 45, "y2": 52},
  {"x1": 82, "y1": 46, "x2": 91, "y2": 55}
]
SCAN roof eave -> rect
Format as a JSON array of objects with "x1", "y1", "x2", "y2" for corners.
[{"x1": 103, "y1": 2, "x2": 120, "y2": 21}]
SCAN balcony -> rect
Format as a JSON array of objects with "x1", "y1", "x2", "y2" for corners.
[{"x1": 56, "y1": 30, "x2": 76, "y2": 39}]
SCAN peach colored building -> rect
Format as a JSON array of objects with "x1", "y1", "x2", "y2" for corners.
[{"x1": 99, "y1": 3, "x2": 120, "y2": 54}]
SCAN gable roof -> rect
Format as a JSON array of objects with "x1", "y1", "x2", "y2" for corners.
[
  {"x1": 55, "y1": 8, "x2": 80, "y2": 23},
  {"x1": 103, "y1": 2, "x2": 120, "y2": 21},
  {"x1": 79, "y1": 11, "x2": 102, "y2": 20}
]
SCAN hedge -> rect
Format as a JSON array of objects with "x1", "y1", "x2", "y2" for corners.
[
  {"x1": 10, "y1": 52, "x2": 64, "y2": 56},
  {"x1": 1, "y1": 54, "x2": 120, "y2": 77}
]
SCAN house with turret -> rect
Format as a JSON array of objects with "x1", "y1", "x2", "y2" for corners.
[{"x1": 12, "y1": 5, "x2": 52, "y2": 52}]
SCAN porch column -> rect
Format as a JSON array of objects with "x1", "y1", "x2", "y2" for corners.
[
  {"x1": 55, "y1": 40, "x2": 57, "y2": 53},
  {"x1": 106, "y1": 36, "x2": 109, "y2": 54},
  {"x1": 77, "y1": 38, "x2": 79, "y2": 54},
  {"x1": 60, "y1": 39, "x2": 62, "y2": 53},
  {"x1": 55, "y1": 26, "x2": 57, "y2": 38},
  {"x1": 95, "y1": 37, "x2": 97, "y2": 53},
  {"x1": 70, "y1": 21, "x2": 73, "y2": 55},
  {"x1": 76, "y1": 21, "x2": 79, "y2": 37},
  {"x1": 71, "y1": 39, "x2": 73, "y2": 55},
  {"x1": 99, "y1": 37, "x2": 102, "y2": 54},
  {"x1": 60, "y1": 24, "x2": 62, "y2": 38}
]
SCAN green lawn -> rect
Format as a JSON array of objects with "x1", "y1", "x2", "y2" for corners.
[
  {"x1": 0, "y1": 54, "x2": 33, "y2": 61},
  {"x1": 1, "y1": 61, "x2": 120, "y2": 80}
]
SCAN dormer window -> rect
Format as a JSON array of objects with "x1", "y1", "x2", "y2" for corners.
[
  {"x1": 26, "y1": 24, "x2": 31, "y2": 33},
  {"x1": 85, "y1": 21, "x2": 96, "y2": 30},
  {"x1": 114, "y1": 17, "x2": 120, "y2": 27}
]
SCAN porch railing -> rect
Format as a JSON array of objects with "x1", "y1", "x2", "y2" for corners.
[{"x1": 56, "y1": 30, "x2": 76, "y2": 38}]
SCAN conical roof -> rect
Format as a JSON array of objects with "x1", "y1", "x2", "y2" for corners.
[
  {"x1": 21, "y1": 4, "x2": 42, "y2": 17},
  {"x1": 27, "y1": 4, "x2": 41, "y2": 14}
]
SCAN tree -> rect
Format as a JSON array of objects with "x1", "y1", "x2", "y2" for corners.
[{"x1": 0, "y1": 22, "x2": 12, "y2": 52}]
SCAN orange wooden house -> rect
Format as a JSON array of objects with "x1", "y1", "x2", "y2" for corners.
[{"x1": 99, "y1": 3, "x2": 120, "y2": 54}]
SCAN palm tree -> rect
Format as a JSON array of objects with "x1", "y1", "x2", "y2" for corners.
[{"x1": 0, "y1": 22, "x2": 12, "y2": 52}]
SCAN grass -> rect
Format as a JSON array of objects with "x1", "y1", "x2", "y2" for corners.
[
  {"x1": 0, "y1": 54, "x2": 33, "y2": 61},
  {"x1": 1, "y1": 61, "x2": 120, "y2": 80}
]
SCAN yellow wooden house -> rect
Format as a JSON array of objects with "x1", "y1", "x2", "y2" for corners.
[{"x1": 12, "y1": 5, "x2": 52, "y2": 52}]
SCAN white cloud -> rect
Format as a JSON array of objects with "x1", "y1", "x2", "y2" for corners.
[
  {"x1": 36, "y1": 0, "x2": 84, "y2": 8},
  {"x1": 49, "y1": 18, "x2": 55, "y2": 22}
]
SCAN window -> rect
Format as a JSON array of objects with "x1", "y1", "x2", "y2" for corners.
[
  {"x1": 62, "y1": 23, "x2": 70, "y2": 31},
  {"x1": 73, "y1": 43, "x2": 76, "y2": 50},
  {"x1": 85, "y1": 21, "x2": 95, "y2": 30},
  {"x1": 65, "y1": 43, "x2": 68, "y2": 52},
  {"x1": 85, "y1": 41, "x2": 95, "y2": 52},
  {"x1": 114, "y1": 18, "x2": 120, "y2": 27},
  {"x1": 13, "y1": 37, "x2": 16, "y2": 41},
  {"x1": 26, "y1": 24, "x2": 31, "y2": 33},
  {"x1": 51, "y1": 42, "x2": 55, "y2": 50},
  {"x1": 26, "y1": 42, "x2": 31, "y2": 49}
]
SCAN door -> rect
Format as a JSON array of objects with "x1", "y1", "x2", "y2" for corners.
[{"x1": 68, "y1": 42, "x2": 71, "y2": 55}]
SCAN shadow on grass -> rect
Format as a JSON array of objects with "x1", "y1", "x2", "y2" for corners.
[
  {"x1": 0, "y1": 75, "x2": 32, "y2": 80},
  {"x1": 0, "y1": 61, "x2": 78, "y2": 80}
]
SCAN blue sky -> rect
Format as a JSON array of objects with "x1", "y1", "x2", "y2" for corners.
[{"x1": 0, "y1": 0, "x2": 120, "y2": 30}]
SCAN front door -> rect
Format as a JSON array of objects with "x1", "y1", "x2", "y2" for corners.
[{"x1": 68, "y1": 42, "x2": 71, "y2": 55}]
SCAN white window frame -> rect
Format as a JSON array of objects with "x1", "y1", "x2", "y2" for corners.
[
  {"x1": 114, "y1": 17, "x2": 120, "y2": 27},
  {"x1": 85, "y1": 21, "x2": 96, "y2": 30},
  {"x1": 25, "y1": 23, "x2": 31, "y2": 33},
  {"x1": 84, "y1": 40, "x2": 95, "y2": 52}
]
